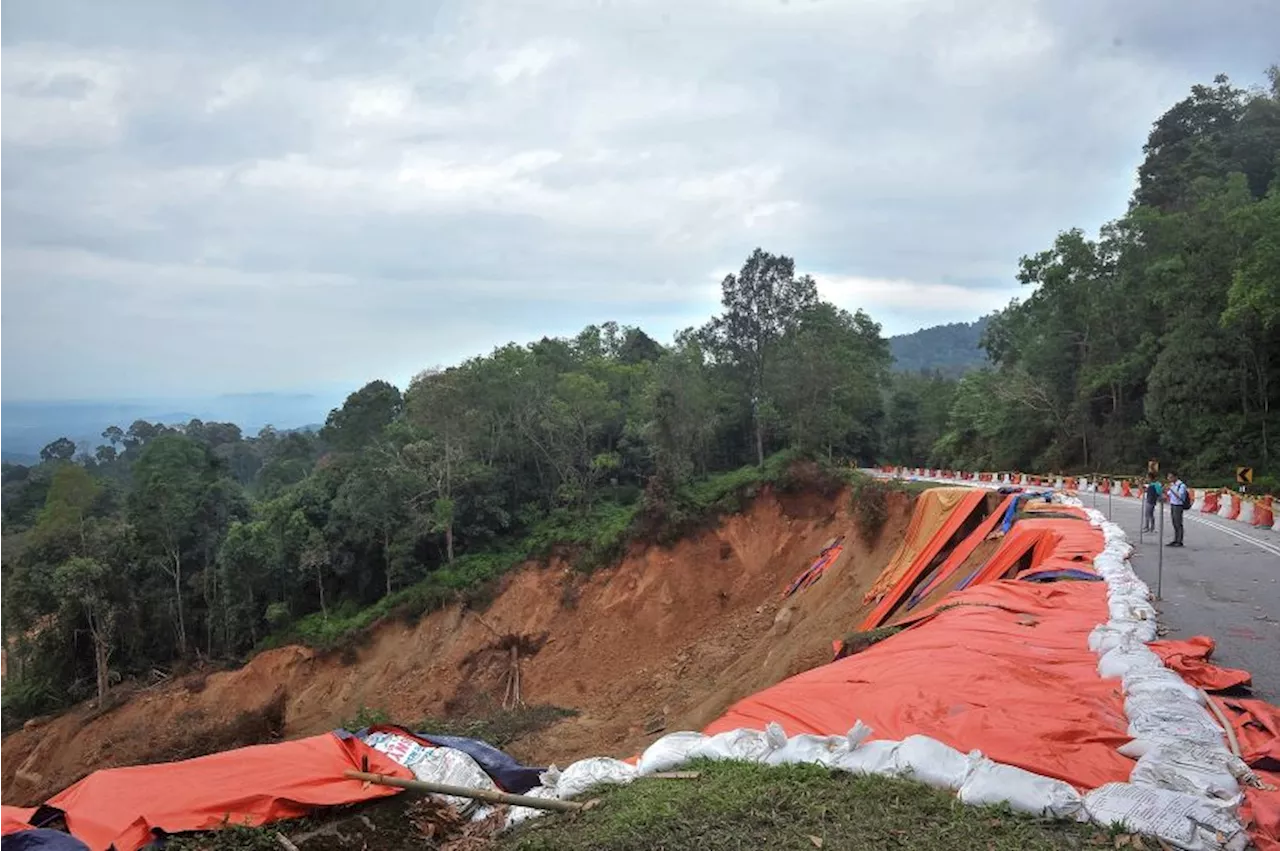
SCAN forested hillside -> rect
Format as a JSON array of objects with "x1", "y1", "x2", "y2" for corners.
[
  {"x1": 889, "y1": 318, "x2": 990, "y2": 376},
  {"x1": 1, "y1": 249, "x2": 890, "y2": 726},
  {"x1": 893, "y1": 68, "x2": 1280, "y2": 482}
]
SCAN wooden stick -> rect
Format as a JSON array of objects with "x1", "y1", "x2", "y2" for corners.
[
  {"x1": 1200, "y1": 689, "x2": 1242, "y2": 757},
  {"x1": 274, "y1": 832, "x2": 301, "y2": 851},
  {"x1": 343, "y1": 770, "x2": 585, "y2": 813}
]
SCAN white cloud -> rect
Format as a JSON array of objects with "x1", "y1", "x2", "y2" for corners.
[{"x1": 2, "y1": 0, "x2": 1275, "y2": 399}]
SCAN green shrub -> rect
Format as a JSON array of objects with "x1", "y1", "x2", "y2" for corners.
[{"x1": 848, "y1": 474, "x2": 903, "y2": 544}]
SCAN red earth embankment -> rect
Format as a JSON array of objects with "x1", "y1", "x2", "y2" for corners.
[{"x1": 2, "y1": 485, "x2": 914, "y2": 805}]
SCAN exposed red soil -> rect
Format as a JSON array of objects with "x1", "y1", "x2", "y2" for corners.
[{"x1": 2, "y1": 486, "x2": 914, "y2": 805}]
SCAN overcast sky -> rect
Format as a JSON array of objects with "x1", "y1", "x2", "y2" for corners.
[{"x1": 2, "y1": 0, "x2": 1277, "y2": 401}]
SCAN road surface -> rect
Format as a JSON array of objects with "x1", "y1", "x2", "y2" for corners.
[{"x1": 1087, "y1": 491, "x2": 1280, "y2": 704}]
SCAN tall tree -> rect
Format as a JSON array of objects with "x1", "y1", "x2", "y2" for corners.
[
  {"x1": 40, "y1": 438, "x2": 77, "y2": 463},
  {"x1": 321, "y1": 380, "x2": 404, "y2": 451},
  {"x1": 128, "y1": 434, "x2": 216, "y2": 656},
  {"x1": 709, "y1": 248, "x2": 818, "y2": 465}
]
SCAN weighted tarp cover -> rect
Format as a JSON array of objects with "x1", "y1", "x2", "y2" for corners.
[
  {"x1": 709, "y1": 580, "x2": 1136, "y2": 791},
  {"x1": 43, "y1": 733, "x2": 409, "y2": 851},
  {"x1": 0, "y1": 809, "x2": 35, "y2": 836},
  {"x1": 862, "y1": 488, "x2": 987, "y2": 606},
  {"x1": 904, "y1": 494, "x2": 1016, "y2": 611}
]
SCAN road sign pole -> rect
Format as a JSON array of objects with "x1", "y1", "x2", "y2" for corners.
[{"x1": 1156, "y1": 499, "x2": 1165, "y2": 600}]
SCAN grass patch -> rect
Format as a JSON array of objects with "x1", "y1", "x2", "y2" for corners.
[
  {"x1": 501, "y1": 760, "x2": 1103, "y2": 851},
  {"x1": 836, "y1": 624, "x2": 905, "y2": 659}
]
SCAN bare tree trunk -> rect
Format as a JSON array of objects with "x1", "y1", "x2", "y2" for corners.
[
  {"x1": 94, "y1": 632, "x2": 110, "y2": 706},
  {"x1": 317, "y1": 564, "x2": 327, "y2": 618},
  {"x1": 171, "y1": 550, "x2": 187, "y2": 657},
  {"x1": 384, "y1": 529, "x2": 393, "y2": 597},
  {"x1": 445, "y1": 524, "x2": 455, "y2": 564},
  {"x1": 754, "y1": 419, "x2": 764, "y2": 467}
]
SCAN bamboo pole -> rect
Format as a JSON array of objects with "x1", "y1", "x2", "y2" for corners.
[{"x1": 343, "y1": 770, "x2": 585, "y2": 812}]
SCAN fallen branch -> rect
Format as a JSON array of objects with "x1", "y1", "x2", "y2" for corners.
[{"x1": 343, "y1": 770, "x2": 586, "y2": 813}]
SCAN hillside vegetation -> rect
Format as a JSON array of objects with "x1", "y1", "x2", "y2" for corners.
[
  {"x1": 1, "y1": 250, "x2": 890, "y2": 728},
  {"x1": 931, "y1": 69, "x2": 1280, "y2": 480},
  {"x1": 889, "y1": 317, "x2": 990, "y2": 377}
]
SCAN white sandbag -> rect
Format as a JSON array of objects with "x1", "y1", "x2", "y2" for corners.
[
  {"x1": 1083, "y1": 783, "x2": 1249, "y2": 851},
  {"x1": 894, "y1": 735, "x2": 980, "y2": 791},
  {"x1": 832, "y1": 739, "x2": 902, "y2": 777},
  {"x1": 410, "y1": 746, "x2": 500, "y2": 812},
  {"x1": 1121, "y1": 666, "x2": 1204, "y2": 704},
  {"x1": 1098, "y1": 643, "x2": 1164, "y2": 679},
  {"x1": 637, "y1": 731, "x2": 708, "y2": 775},
  {"x1": 688, "y1": 727, "x2": 777, "y2": 763},
  {"x1": 1107, "y1": 597, "x2": 1157, "y2": 624},
  {"x1": 505, "y1": 784, "x2": 558, "y2": 829},
  {"x1": 763, "y1": 722, "x2": 849, "y2": 767},
  {"x1": 957, "y1": 758, "x2": 1085, "y2": 820},
  {"x1": 363, "y1": 731, "x2": 434, "y2": 768},
  {"x1": 1130, "y1": 742, "x2": 1254, "y2": 801},
  {"x1": 555, "y1": 757, "x2": 638, "y2": 799},
  {"x1": 1125, "y1": 693, "x2": 1225, "y2": 746}
]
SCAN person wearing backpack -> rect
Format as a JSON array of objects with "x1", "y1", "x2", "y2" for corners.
[
  {"x1": 1142, "y1": 473, "x2": 1162, "y2": 533},
  {"x1": 1166, "y1": 472, "x2": 1189, "y2": 547}
]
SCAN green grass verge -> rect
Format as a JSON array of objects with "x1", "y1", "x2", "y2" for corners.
[
  {"x1": 501, "y1": 761, "x2": 1105, "y2": 851},
  {"x1": 158, "y1": 760, "x2": 1116, "y2": 851},
  {"x1": 263, "y1": 454, "x2": 898, "y2": 653}
]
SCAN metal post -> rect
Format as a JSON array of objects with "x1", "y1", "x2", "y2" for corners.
[
  {"x1": 1092, "y1": 478, "x2": 1098, "y2": 508},
  {"x1": 1156, "y1": 499, "x2": 1165, "y2": 600},
  {"x1": 1108, "y1": 484, "x2": 1113, "y2": 521}
]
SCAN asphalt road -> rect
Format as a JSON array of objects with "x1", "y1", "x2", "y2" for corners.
[{"x1": 1087, "y1": 492, "x2": 1280, "y2": 704}]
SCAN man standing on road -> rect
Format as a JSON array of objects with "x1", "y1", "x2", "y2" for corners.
[
  {"x1": 1166, "y1": 472, "x2": 1189, "y2": 547},
  {"x1": 1142, "y1": 473, "x2": 1162, "y2": 533}
]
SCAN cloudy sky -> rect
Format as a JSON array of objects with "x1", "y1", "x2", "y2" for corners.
[{"x1": 2, "y1": 0, "x2": 1276, "y2": 401}]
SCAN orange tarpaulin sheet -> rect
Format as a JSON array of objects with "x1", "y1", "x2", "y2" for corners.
[
  {"x1": 1151, "y1": 636, "x2": 1253, "y2": 692},
  {"x1": 709, "y1": 581, "x2": 1134, "y2": 790},
  {"x1": 1, "y1": 805, "x2": 36, "y2": 835},
  {"x1": 898, "y1": 493, "x2": 1018, "y2": 615},
  {"x1": 862, "y1": 488, "x2": 987, "y2": 607},
  {"x1": 965, "y1": 511, "x2": 1101, "y2": 588},
  {"x1": 1216, "y1": 698, "x2": 1280, "y2": 850},
  {"x1": 45, "y1": 733, "x2": 410, "y2": 851}
]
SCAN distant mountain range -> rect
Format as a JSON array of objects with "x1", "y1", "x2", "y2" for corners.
[
  {"x1": 1, "y1": 391, "x2": 345, "y2": 463},
  {"x1": 888, "y1": 317, "x2": 991, "y2": 377}
]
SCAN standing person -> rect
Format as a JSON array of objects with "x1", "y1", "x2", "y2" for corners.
[
  {"x1": 1142, "y1": 473, "x2": 1162, "y2": 533},
  {"x1": 1166, "y1": 471, "x2": 1189, "y2": 547}
]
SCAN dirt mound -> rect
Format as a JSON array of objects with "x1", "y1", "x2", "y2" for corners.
[{"x1": 2, "y1": 485, "x2": 915, "y2": 804}]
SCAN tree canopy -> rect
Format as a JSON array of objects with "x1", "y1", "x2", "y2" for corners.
[
  {"x1": 1, "y1": 255, "x2": 890, "y2": 728},
  {"x1": 932, "y1": 67, "x2": 1280, "y2": 481}
]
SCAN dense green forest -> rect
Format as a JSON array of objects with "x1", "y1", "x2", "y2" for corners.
[
  {"x1": 898, "y1": 68, "x2": 1280, "y2": 482},
  {"x1": 1, "y1": 250, "x2": 890, "y2": 726}
]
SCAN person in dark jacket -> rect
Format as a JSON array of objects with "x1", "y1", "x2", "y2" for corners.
[
  {"x1": 1142, "y1": 473, "x2": 1162, "y2": 533},
  {"x1": 1166, "y1": 472, "x2": 1190, "y2": 547}
]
